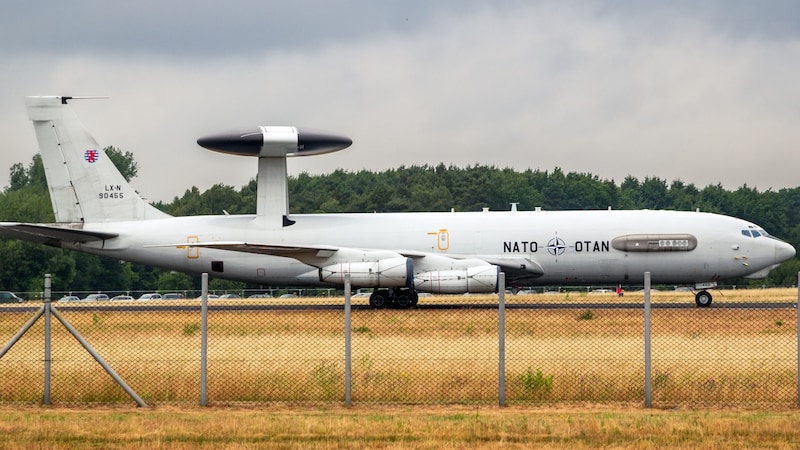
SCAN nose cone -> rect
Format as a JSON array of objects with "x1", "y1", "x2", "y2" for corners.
[{"x1": 775, "y1": 239, "x2": 796, "y2": 263}]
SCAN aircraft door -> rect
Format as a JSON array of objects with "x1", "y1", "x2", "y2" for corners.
[
  {"x1": 438, "y1": 229, "x2": 449, "y2": 251},
  {"x1": 186, "y1": 236, "x2": 199, "y2": 259},
  {"x1": 428, "y1": 229, "x2": 450, "y2": 252}
]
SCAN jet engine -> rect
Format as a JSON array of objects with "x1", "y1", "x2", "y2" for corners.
[
  {"x1": 414, "y1": 264, "x2": 499, "y2": 294},
  {"x1": 319, "y1": 257, "x2": 413, "y2": 288}
]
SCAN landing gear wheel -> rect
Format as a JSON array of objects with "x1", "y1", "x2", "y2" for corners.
[
  {"x1": 369, "y1": 292, "x2": 387, "y2": 308},
  {"x1": 695, "y1": 290, "x2": 712, "y2": 308},
  {"x1": 396, "y1": 294, "x2": 412, "y2": 309},
  {"x1": 394, "y1": 288, "x2": 416, "y2": 309}
]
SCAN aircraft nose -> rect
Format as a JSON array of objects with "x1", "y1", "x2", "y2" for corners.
[{"x1": 775, "y1": 240, "x2": 796, "y2": 263}]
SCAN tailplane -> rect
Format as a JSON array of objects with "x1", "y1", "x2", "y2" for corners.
[{"x1": 25, "y1": 96, "x2": 170, "y2": 223}]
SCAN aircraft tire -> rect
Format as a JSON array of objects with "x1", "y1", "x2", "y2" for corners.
[
  {"x1": 695, "y1": 290, "x2": 713, "y2": 308},
  {"x1": 396, "y1": 294, "x2": 412, "y2": 309},
  {"x1": 369, "y1": 293, "x2": 388, "y2": 309}
]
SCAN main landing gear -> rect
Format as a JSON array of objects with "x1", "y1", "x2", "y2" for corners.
[
  {"x1": 368, "y1": 288, "x2": 419, "y2": 309},
  {"x1": 695, "y1": 290, "x2": 712, "y2": 308}
]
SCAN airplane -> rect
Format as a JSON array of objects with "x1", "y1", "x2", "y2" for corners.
[{"x1": 0, "y1": 96, "x2": 795, "y2": 308}]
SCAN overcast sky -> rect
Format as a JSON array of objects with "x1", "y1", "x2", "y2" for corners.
[{"x1": 1, "y1": 1, "x2": 799, "y2": 204}]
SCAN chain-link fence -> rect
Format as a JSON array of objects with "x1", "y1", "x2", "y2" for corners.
[{"x1": 0, "y1": 279, "x2": 796, "y2": 407}]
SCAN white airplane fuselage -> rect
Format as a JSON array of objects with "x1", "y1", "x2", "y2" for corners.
[{"x1": 73, "y1": 208, "x2": 791, "y2": 287}]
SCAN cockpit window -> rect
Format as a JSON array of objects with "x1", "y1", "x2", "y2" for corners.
[{"x1": 742, "y1": 227, "x2": 772, "y2": 238}]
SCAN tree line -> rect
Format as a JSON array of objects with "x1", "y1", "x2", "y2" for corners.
[{"x1": 2, "y1": 149, "x2": 799, "y2": 294}]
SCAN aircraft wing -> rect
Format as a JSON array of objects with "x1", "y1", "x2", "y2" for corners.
[
  {"x1": 474, "y1": 256, "x2": 544, "y2": 278},
  {"x1": 0, "y1": 223, "x2": 119, "y2": 245},
  {"x1": 394, "y1": 249, "x2": 542, "y2": 277},
  {"x1": 166, "y1": 241, "x2": 341, "y2": 260},
  {"x1": 152, "y1": 241, "x2": 544, "y2": 279}
]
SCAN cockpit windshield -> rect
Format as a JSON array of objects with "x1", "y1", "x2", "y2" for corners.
[{"x1": 742, "y1": 226, "x2": 771, "y2": 238}]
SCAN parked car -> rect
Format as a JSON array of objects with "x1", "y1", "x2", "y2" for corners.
[
  {"x1": 162, "y1": 293, "x2": 183, "y2": 300},
  {"x1": 82, "y1": 293, "x2": 109, "y2": 302},
  {"x1": 247, "y1": 293, "x2": 272, "y2": 299},
  {"x1": 57, "y1": 295, "x2": 80, "y2": 302},
  {"x1": 0, "y1": 291, "x2": 24, "y2": 303},
  {"x1": 218, "y1": 293, "x2": 240, "y2": 299},
  {"x1": 110, "y1": 295, "x2": 134, "y2": 301},
  {"x1": 137, "y1": 293, "x2": 162, "y2": 301},
  {"x1": 195, "y1": 294, "x2": 219, "y2": 300}
]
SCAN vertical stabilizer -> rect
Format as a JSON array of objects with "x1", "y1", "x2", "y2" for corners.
[{"x1": 25, "y1": 96, "x2": 170, "y2": 223}]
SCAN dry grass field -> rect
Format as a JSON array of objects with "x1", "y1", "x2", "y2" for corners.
[
  {"x1": 0, "y1": 288, "x2": 797, "y2": 447},
  {"x1": 0, "y1": 288, "x2": 796, "y2": 406},
  {"x1": 0, "y1": 404, "x2": 798, "y2": 449}
]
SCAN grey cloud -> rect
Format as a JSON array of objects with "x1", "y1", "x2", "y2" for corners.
[
  {"x1": 2, "y1": 1, "x2": 800, "y2": 202},
  {"x1": 0, "y1": 0, "x2": 486, "y2": 57},
  {"x1": 3, "y1": 1, "x2": 799, "y2": 59}
]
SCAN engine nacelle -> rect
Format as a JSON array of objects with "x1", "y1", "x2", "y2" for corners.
[
  {"x1": 319, "y1": 257, "x2": 412, "y2": 288},
  {"x1": 414, "y1": 264, "x2": 499, "y2": 294}
]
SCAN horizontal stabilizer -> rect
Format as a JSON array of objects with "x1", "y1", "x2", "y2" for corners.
[{"x1": 0, "y1": 223, "x2": 118, "y2": 244}]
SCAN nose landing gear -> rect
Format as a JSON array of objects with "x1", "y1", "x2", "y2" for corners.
[{"x1": 695, "y1": 290, "x2": 712, "y2": 307}]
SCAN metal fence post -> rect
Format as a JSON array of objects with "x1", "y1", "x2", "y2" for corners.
[
  {"x1": 43, "y1": 274, "x2": 51, "y2": 405},
  {"x1": 200, "y1": 273, "x2": 208, "y2": 407},
  {"x1": 49, "y1": 307, "x2": 147, "y2": 407},
  {"x1": 498, "y1": 272, "x2": 506, "y2": 407},
  {"x1": 644, "y1": 272, "x2": 652, "y2": 408},
  {"x1": 344, "y1": 274, "x2": 352, "y2": 406}
]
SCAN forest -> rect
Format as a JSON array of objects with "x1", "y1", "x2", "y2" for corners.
[{"x1": 2, "y1": 147, "x2": 800, "y2": 294}]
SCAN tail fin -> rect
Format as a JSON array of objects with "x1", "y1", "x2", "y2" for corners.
[{"x1": 25, "y1": 96, "x2": 170, "y2": 223}]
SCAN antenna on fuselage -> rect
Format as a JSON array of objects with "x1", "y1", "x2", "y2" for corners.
[{"x1": 60, "y1": 96, "x2": 109, "y2": 104}]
